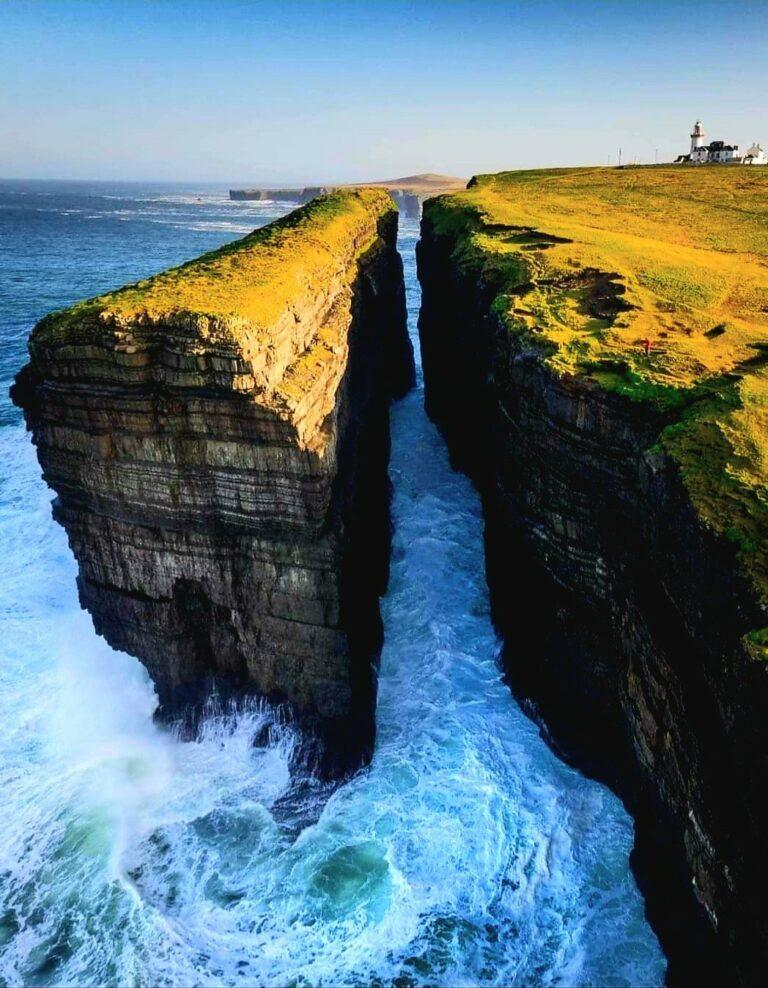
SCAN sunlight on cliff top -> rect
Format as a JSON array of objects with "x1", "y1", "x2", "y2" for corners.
[
  {"x1": 24, "y1": 187, "x2": 398, "y2": 458},
  {"x1": 32, "y1": 187, "x2": 394, "y2": 342},
  {"x1": 429, "y1": 166, "x2": 768, "y2": 390},
  {"x1": 426, "y1": 166, "x2": 768, "y2": 633}
]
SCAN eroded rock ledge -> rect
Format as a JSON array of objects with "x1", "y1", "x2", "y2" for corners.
[
  {"x1": 418, "y1": 168, "x2": 768, "y2": 983},
  {"x1": 13, "y1": 188, "x2": 414, "y2": 775}
]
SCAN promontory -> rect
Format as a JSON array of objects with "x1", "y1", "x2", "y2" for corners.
[
  {"x1": 417, "y1": 165, "x2": 768, "y2": 982},
  {"x1": 13, "y1": 187, "x2": 414, "y2": 774}
]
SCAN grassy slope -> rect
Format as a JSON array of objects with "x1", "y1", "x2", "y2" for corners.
[
  {"x1": 32, "y1": 187, "x2": 395, "y2": 345},
  {"x1": 426, "y1": 167, "x2": 768, "y2": 641}
]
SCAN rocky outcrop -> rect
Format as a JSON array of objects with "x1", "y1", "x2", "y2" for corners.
[
  {"x1": 13, "y1": 188, "x2": 414, "y2": 776},
  {"x1": 418, "y1": 173, "x2": 768, "y2": 984},
  {"x1": 229, "y1": 188, "x2": 305, "y2": 202},
  {"x1": 383, "y1": 190, "x2": 420, "y2": 219},
  {"x1": 228, "y1": 187, "x2": 330, "y2": 204}
]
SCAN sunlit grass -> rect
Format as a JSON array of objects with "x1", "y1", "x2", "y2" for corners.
[
  {"x1": 33, "y1": 188, "x2": 394, "y2": 345},
  {"x1": 27, "y1": 188, "x2": 396, "y2": 454},
  {"x1": 427, "y1": 166, "x2": 768, "y2": 642}
]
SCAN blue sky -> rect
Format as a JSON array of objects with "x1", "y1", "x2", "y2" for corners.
[{"x1": 1, "y1": 0, "x2": 767, "y2": 181}]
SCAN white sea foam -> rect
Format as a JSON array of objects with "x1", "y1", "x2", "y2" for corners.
[
  {"x1": 148, "y1": 219, "x2": 256, "y2": 233},
  {"x1": 0, "y1": 217, "x2": 666, "y2": 986}
]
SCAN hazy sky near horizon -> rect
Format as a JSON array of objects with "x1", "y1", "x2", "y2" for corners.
[{"x1": 1, "y1": 0, "x2": 767, "y2": 182}]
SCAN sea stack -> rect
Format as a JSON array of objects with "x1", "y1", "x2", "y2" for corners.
[
  {"x1": 417, "y1": 167, "x2": 768, "y2": 982},
  {"x1": 13, "y1": 188, "x2": 414, "y2": 775}
]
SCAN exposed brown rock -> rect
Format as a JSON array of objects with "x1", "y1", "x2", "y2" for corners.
[
  {"x1": 418, "y1": 206, "x2": 768, "y2": 984},
  {"x1": 13, "y1": 188, "x2": 414, "y2": 775}
]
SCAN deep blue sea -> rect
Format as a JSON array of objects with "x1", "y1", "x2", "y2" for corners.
[{"x1": 0, "y1": 180, "x2": 666, "y2": 986}]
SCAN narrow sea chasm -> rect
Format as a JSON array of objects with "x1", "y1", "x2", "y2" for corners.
[{"x1": 0, "y1": 184, "x2": 665, "y2": 986}]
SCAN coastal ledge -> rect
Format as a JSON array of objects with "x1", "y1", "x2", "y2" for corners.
[
  {"x1": 13, "y1": 187, "x2": 415, "y2": 775},
  {"x1": 417, "y1": 166, "x2": 768, "y2": 982}
]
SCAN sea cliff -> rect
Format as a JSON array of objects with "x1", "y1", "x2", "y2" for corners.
[
  {"x1": 417, "y1": 167, "x2": 768, "y2": 982},
  {"x1": 13, "y1": 188, "x2": 414, "y2": 775}
]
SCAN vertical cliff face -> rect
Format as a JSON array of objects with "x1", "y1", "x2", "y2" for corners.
[
  {"x1": 13, "y1": 188, "x2": 414, "y2": 775},
  {"x1": 418, "y1": 169, "x2": 768, "y2": 983}
]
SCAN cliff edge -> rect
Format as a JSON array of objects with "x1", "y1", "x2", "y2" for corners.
[
  {"x1": 13, "y1": 187, "x2": 414, "y2": 775},
  {"x1": 417, "y1": 167, "x2": 768, "y2": 982}
]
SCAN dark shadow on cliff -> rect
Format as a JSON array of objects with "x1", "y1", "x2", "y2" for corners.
[{"x1": 414, "y1": 216, "x2": 768, "y2": 986}]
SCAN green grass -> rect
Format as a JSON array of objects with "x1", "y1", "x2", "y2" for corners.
[
  {"x1": 27, "y1": 186, "x2": 397, "y2": 458},
  {"x1": 32, "y1": 187, "x2": 395, "y2": 347},
  {"x1": 425, "y1": 166, "x2": 768, "y2": 628}
]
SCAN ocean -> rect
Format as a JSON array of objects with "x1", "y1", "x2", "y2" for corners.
[{"x1": 0, "y1": 180, "x2": 665, "y2": 986}]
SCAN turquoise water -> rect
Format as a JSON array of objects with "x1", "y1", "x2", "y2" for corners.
[{"x1": 0, "y1": 183, "x2": 665, "y2": 986}]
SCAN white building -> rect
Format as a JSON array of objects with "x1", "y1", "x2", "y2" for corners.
[
  {"x1": 743, "y1": 142, "x2": 768, "y2": 165},
  {"x1": 675, "y1": 121, "x2": 766, "y2": 165}
]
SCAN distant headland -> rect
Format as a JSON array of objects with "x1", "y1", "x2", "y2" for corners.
[{"x1": 229, "y1": 173, "x2": 467, "y2": 216}]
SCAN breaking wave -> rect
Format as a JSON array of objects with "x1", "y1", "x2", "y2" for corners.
[{"x1": 0, "y1": 185, "x2": 665, "y2": 986}]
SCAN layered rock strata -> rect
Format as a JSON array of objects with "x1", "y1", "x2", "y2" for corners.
[
  {"x1": 13, "y1": 188, "x2": 414, "y2": 775},
  {"x1": 418, "y1": 168, "x2": 768, "y2": 983}
]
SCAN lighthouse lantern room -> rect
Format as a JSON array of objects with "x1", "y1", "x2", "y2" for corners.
[{"x1": 690, "y1": 120, "x2": 705, "y2": 153}]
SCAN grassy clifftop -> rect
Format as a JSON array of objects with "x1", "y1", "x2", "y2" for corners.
[
  {"x1": 425, "y1": 166, "x2": 768, "y2": 627},
  {"x1": 32, "y1": 187, "x2": 395, "y2": 346}
]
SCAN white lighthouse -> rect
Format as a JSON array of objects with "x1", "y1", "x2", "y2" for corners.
[
  {"x1": 675, "y1": 120, "x2": 766, "y2": 165},
  {"x1": 690, "y1": 120, "x2": 705, "y2": 153}
]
